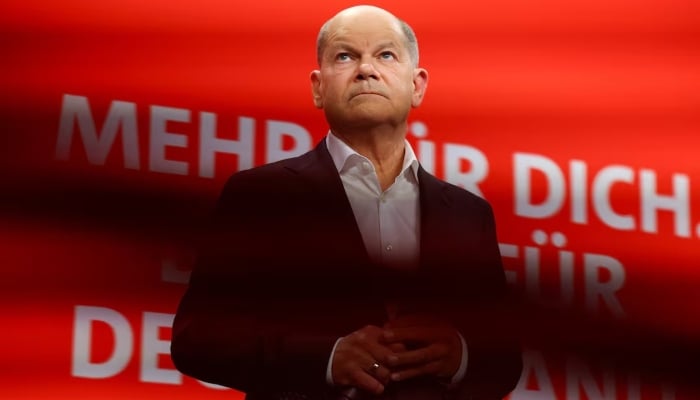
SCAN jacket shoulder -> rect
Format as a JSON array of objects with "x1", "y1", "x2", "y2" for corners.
[{"x1": 420, "y1": 168, "x2": 495, "y2": 216}]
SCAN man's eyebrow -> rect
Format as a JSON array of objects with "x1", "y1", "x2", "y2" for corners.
[
  {"x1": 374, "y1": 41, "x2": 400, "y2": 51},
  {"x1": 327, "y1": 42, "x2": 359, "y2": 52},
  {"x1": 328, "y1": 41, "x2": 400, "y2": 53}
]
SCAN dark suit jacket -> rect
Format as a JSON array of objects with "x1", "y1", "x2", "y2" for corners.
[{"x1": 171, "y1": 140, "x2": 522, "y2": 400}]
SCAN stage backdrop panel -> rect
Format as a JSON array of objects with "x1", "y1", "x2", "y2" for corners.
[{"x1": 2, "y1": 0, "x2": 699, "y2": 399}]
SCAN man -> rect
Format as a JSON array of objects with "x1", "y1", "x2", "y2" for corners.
[{"x1": 172, "y1": 5, "x2": 521, "y2": 400}]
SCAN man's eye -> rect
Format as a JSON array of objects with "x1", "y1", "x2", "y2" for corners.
[
  {"x1": 336, "y1": 53, "x2": 351, "y2": 61},
  {"x1": 380, "y1": 52, "x2": 395, "y2": 60}
]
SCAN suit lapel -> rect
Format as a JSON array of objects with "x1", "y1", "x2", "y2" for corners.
[
  {"x1": 280, "y1": 143, "x2": 464, "y2": 275},
  {"x1": 282, "y1": 139, "x2": 371, "y2": 268},
  {"x1": 418, "y1": 167, "x2": 455, "y2": 270},
  {"x1": 283, "y1": 140, "x2": 386, "y2": 327},
  {"x1": 282, "y1": 146, "x2": 462, "y2": 271}
]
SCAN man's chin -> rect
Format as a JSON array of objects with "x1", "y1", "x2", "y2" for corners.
[
  {"x1": 326, "y1": 106, "x2": 407, "y2": 130},
  {"x1": 339, "y1": 119, "x2": 401, "y2": 132}
]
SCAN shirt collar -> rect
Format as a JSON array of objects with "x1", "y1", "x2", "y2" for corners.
[{"x1": 326, "y1": 131, "x2": 420, "y2": 182}]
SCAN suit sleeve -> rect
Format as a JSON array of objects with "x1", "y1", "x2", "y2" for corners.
[
  {"x1": 450, "y1": 201, "x2": 523, "y2": 400},
  {"x1": 170, "y1": 173, "x2": 339, "y2": 394}
]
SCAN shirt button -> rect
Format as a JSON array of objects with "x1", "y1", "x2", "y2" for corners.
[{"x1": 385, "y1": 244, "x2": 393, "y2": 251}]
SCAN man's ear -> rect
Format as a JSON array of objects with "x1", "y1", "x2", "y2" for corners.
[
  {"x1": 411, "y1": 68, "x2": 429, "y2": 107},
  {"x1": 310, "y1": 70, "x2": 323, "y2": 108}
]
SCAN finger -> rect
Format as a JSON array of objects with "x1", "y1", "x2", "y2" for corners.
[
  {"x1": 335, "y1": 344, "x2": 393, "y2": 386},
  {"x1": 390, "y1": 360, "x2": 442, "y2": 382},
  {"x1": 332, "y1": 338, "x2": 387, "y2": 385},
  {"x1": 387, "y1": 342, "x2": 407, "y2": 353},
  {"x1": 333, "y1": 357, "x2": 386, "y2": 392},
  {"x1": 387, "y1": 344, "x2": 446, "y2": 368},
  {"x1": 364, "y1": 361, "x2": 392, "y2": 385},
  {"x1": 351, "y1": 325, "x2": 384, "y2": 345},
  {"x1": 349, "y1": 368, "x2": 385, "y2": 395},
  {"x1": 361, "y1": 336, "x2": 402, "y2": 367}
]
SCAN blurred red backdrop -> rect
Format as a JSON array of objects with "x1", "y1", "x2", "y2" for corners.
[{"x1": 2, "y1": 0, "x2": 699, "y2": 398}]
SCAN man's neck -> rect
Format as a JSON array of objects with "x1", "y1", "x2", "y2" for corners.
[{"x1": 331, "y1": 126, "x2": 407, "y2": 191}]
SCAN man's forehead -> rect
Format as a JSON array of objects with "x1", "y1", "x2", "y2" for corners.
[
  {"x1": 327, "y1": 10, "x2": 403, "y2": 37},
  {"x1": 329, "y1": 5, "x2": 399, "y2": 25},
  {"x1": 325, "y1": 22, "x2": 405, "y2": 48}
]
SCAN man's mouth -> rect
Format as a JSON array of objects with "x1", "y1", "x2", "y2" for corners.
[{"x1": 352, "y1": 91, "x2": 386, "y2": 99}]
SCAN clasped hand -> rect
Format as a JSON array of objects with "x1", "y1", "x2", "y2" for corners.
[{"x1": 331, "y1": 315, "x2": 462, "y2": 395}]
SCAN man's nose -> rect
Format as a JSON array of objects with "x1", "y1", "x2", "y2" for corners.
[{"x1": 356, "y1": 60, "x2": 380, "y2": 81}]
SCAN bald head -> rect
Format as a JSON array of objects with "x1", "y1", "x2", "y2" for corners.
[{"x1": 316, "y1": 6, "x2": 419, "y2": 67}]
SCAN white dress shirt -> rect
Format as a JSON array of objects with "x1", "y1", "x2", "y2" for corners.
[
  {"x1": 323, "y1": 132, "x2": 468, "y2": 387},
  {"x1": 327, "y1": 132, "x2": 421, "y2": 270}
]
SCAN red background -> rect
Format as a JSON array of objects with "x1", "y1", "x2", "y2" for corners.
[{"x1": 2, "y1": 0, "x2": 699, "y2": 398}]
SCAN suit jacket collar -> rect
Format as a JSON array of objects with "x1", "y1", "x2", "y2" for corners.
[
  {"x1": 417, "y1": 166, "x2": 454, "y2": 268},
  {"x1": 282, "y1": 139, "x2": 371, "y2": 268},
  {"x1": 283, "y1": 139, "x2": 454, "y2": 271}
]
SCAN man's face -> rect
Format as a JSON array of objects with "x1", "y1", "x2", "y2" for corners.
[{"x1": 310, "y1": 9, "x2": 428, "y2": 131}]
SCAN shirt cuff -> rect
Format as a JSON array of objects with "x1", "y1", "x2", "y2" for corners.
[
  {"x1": 325, "y1": 337, "x2": 344, "y2": 385},
  {"x1": 449, "y1": 332, "x2": 469, "y2": 385}
]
